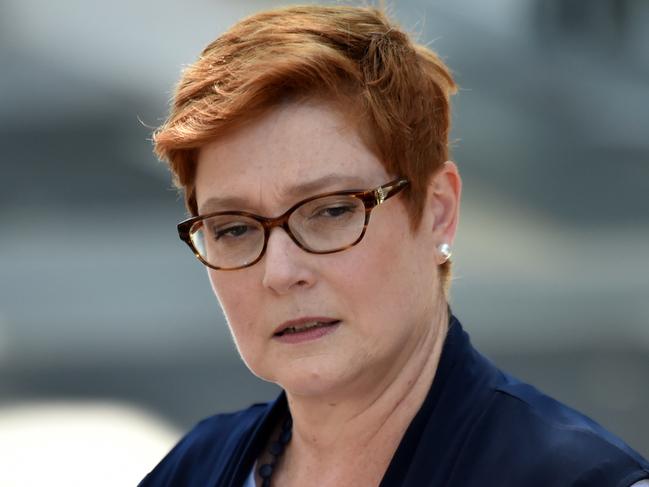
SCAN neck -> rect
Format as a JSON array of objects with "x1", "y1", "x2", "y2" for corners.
[{"x1": 276, "y1": 307, "x2": 449, "y2": 486}]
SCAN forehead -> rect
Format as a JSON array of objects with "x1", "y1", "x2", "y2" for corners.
[{"x1": 194, "y1": 100, "x2": 389, "y2": 213}]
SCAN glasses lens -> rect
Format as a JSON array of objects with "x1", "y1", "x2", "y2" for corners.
[
  {"x1": 289, "y1": 194, "x2": 366, "y2": 252},
  {"x1": 190, "y1": 215, "x2": 264, "y2": 269}
]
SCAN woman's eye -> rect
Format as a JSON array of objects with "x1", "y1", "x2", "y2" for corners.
[
  {"x1": 213, "y1": 224, "x2": 253, "y2": 240},
  {"x1": 314, "y1": 205, "x2": 354, "y2": 219}
]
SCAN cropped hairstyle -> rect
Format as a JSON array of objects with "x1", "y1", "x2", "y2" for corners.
[{"x1": 154, "y1": 5, "x2": 457, "y2": 284}]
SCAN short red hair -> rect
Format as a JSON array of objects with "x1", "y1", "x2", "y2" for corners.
[{"x1": 154, "y1": 5, "x2": 457, "y2": 283}]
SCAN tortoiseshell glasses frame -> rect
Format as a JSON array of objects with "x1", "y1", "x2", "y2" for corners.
[{"x1": 177, "y1": 177, "x2": 409, "y2": 271}]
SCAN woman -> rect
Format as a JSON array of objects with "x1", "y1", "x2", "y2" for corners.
[{"x1": 140, "y1": 6, "x2": 649, "y2": 487}]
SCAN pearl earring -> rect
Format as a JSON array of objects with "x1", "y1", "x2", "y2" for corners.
[{"x1": 438, "y1": 243, "x2": 452, "y2": 263}]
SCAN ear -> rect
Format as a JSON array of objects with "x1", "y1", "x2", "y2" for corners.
[{"x1": 427, "y1": 161, "x2": 461, "y2": 257}]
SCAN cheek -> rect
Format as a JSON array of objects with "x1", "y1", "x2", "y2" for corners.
[
  {"x1": 207, "y1": 270, "x2": 258, "y2": 343},
  {"x1": 350, "y1": 217, "x2": 438, "y2": 324},
  {"x1": 207, "y1": 269, "x2": 277, "y2": 381},
  {"x1": 331, "y1": 231, "x2": 406, "y2": 319}
]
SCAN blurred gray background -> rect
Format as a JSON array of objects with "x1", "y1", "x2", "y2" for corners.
[{"x1": 1, "y1": 0, "x2": 648, "y2": 475}]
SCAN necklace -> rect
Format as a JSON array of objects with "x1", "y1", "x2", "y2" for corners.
[{"x1": 258, "y1": 415, "x2": 293, "y2": 487}]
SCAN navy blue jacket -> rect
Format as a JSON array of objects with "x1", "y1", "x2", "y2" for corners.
[{"x1": 140, "y1": 316, "x2": 649, "y2": 486}]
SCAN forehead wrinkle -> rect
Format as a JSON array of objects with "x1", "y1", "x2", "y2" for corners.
[
  {"x1": 254, "y1": 172, "x2": 372, "y2": 215},
  {"x1": 198, "y1": 173, "x2": 375, "y2": 216}
]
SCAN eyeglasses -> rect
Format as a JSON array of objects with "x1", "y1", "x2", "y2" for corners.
[{"x1": 177, "y1": 177, "x2": 409, "y2": 271}]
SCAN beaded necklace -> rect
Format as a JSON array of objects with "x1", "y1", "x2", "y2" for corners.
[{"x1": 257, "y1": 416, "x2": 293, "y2": 487}]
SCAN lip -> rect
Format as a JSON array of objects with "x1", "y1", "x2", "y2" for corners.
[
  {"x1": 273, "y1": 322, "x2": 340, "y2": 344},
  {"x1": 273, "y1": 317, "x2": 340, "y2": 336}
]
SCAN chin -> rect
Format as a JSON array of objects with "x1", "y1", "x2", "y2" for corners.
[
  {"x1": 258, "y1": 360, "x2": 351, "y2": 398},
  {"x1": 280, "y1": 379, "x2": 343, "y2": 399}
]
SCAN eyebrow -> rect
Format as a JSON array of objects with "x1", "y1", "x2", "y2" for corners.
[{"x1": 198, "y1": 173, "x2": 371, "y2": 215}]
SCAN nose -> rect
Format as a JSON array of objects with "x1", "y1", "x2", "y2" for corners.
[{"x1": 261, "y1": 227, "x2": 315, "y2": 294}]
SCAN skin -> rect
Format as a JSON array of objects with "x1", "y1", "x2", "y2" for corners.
[{"x1": 195, "y1": 100, "x2": 461, "y2": 486}]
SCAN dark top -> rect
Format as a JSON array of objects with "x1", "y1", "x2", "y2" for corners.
[{"x1": 140, "y1": 315, "x2": 649, "y2": 486}]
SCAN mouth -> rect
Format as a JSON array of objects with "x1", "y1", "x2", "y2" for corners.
[{"x1": 273, "y1": 318, "x2": 341, "y2": 337}]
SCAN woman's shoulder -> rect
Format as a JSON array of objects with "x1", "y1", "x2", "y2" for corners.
[
  {"x1": 492, "y1": 372, "x2": 644, "y2": 458},
  {"x1": 391, "y1": 317, "x2": 649, "y2": 486},
  {"x1": 462, "y1": 371, "x2": 649, "y2": 485},
  {"x1": 138, "y1": 401, "x2": 274, "y2": 487}
]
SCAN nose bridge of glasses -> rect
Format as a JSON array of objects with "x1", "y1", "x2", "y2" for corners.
[
  {"x1": 260, "y1": 211, "x2": 306, "y2": 251},
  {"x1": 259, "y1": 210, "x2": 292, "y2": 233}
]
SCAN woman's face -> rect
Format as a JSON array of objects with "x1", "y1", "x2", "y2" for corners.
[{"x1": 194, "y1": 100, "x2": 453, "y2": 398}]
